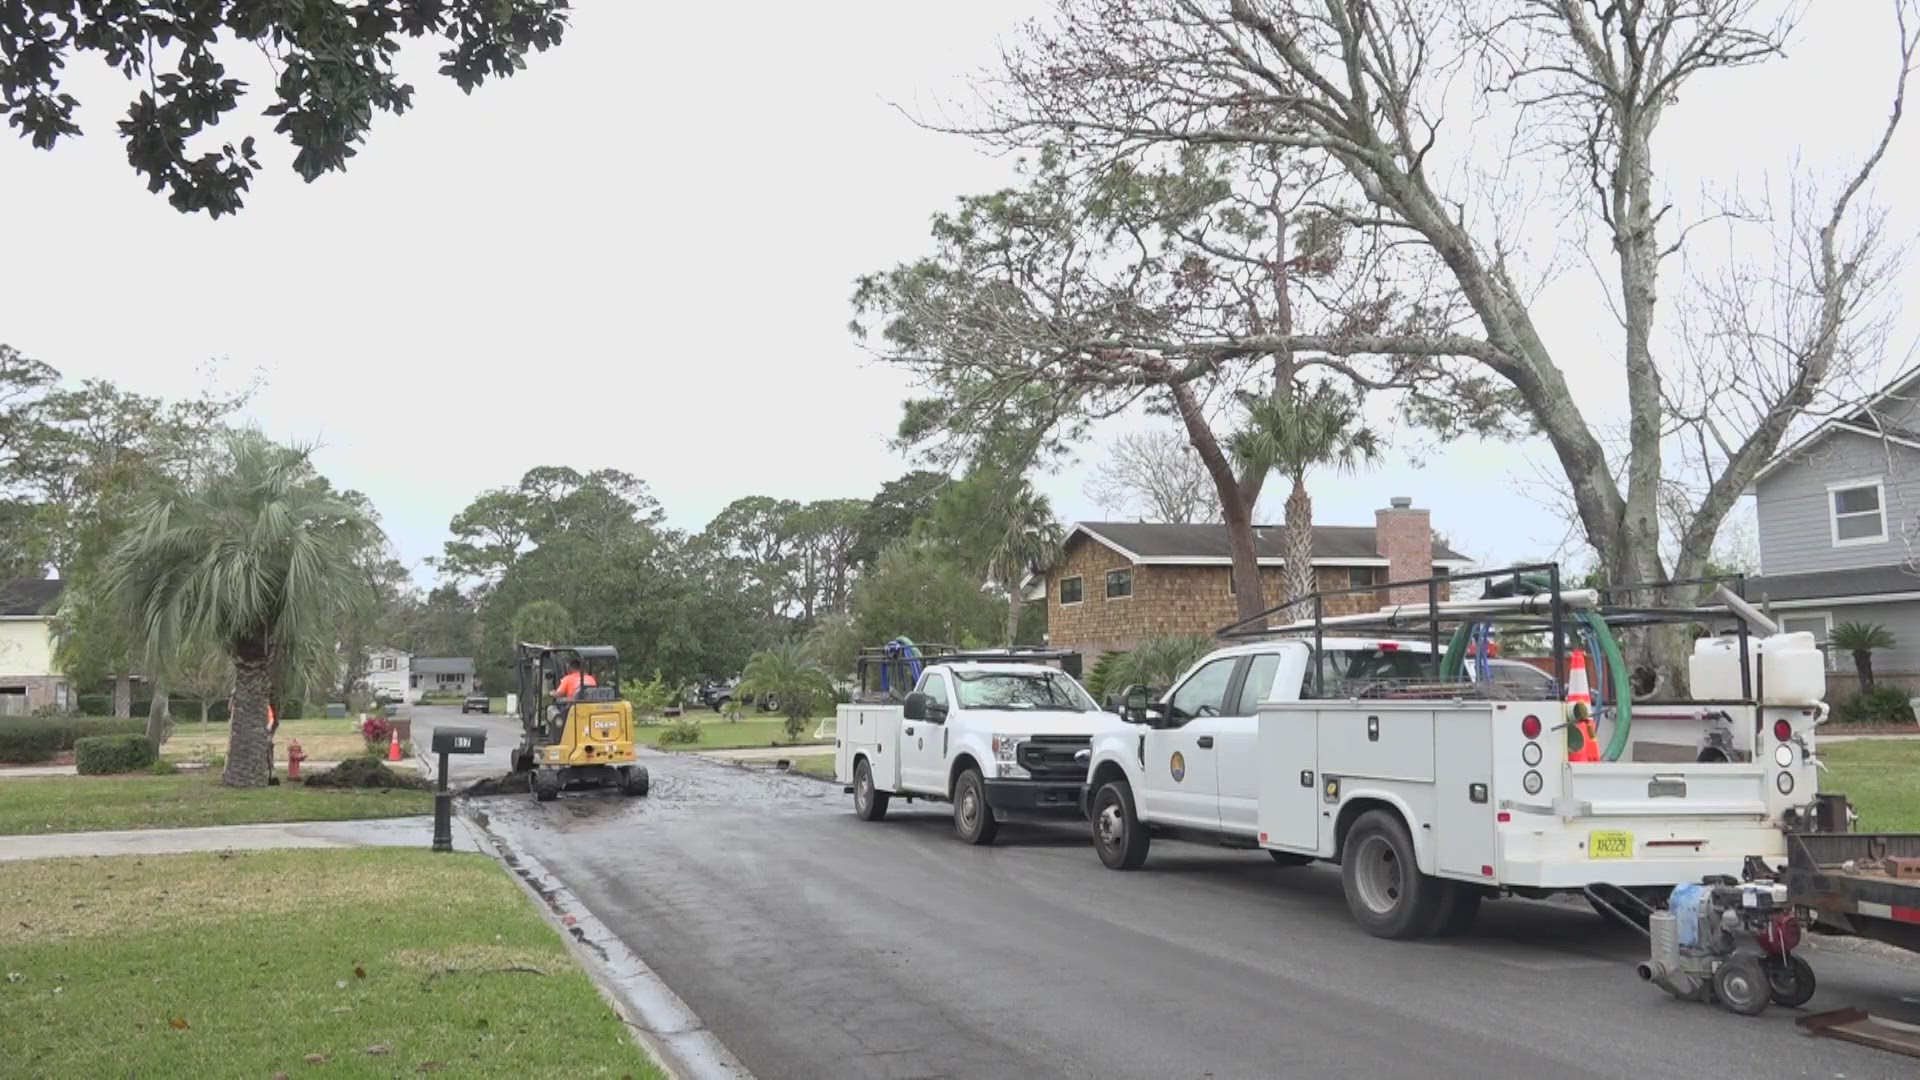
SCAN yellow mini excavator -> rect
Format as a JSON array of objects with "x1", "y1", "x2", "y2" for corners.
[{"x1": 513, "y1": 643, "x2": 649, "y2": 802}]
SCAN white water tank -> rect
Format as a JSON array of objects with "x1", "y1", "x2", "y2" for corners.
[{"x1": 1689, "y1": 632, "x2": 1825, "y2": 705}]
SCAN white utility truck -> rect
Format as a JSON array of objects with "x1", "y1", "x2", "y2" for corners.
[
  {"x1": 1084, "y1": 564, "x2": 1825, "y2": 940},
  {"x1": 836, "y1": 641, "x2": 1113, "y2": 845}
]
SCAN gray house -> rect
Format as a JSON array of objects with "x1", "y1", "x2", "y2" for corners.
[
  {"x1": 1747, "y1": 370, "x2": 1920, "y2": 696},
  {"x1": 410, "y1": 657, "x2": 476, "y2": 697}
]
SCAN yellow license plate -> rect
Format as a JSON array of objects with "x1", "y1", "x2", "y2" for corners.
[{"x1": 1589, "y1": 830, "x2": 1633, "y2": 859}]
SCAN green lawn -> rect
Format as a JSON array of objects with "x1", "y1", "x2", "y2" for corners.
[
  {"x1": 0, "y1": 774, "x2": 433, "y2": 836},
  {"x1": 788, "y1": 753, "x2": 836, "y2": 780},
  {"x1": 636, "y1": 714, "x2": 832, "y2": 751},
  {"x1": 0, "y1": 849, "x2": 662, "y2": 1078},
  {"x1": 1821, "y1": 740, "x2": 1920, "y2": 832},
  {"x1": 164, "y1": 716, "x2": 370, "y2": 766}
]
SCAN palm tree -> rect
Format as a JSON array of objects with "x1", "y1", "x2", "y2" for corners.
[
  {"x1": 1231, "y1": 383, "x2": 1381, "y2": 618},
  {"x1": 103, "y1": 432, "x2": 378, "y2": 788},
  {"x1": 1830, "y1": 622, "x2": 1896, "y2": 692},
  {"x1": 985, "y1": 481, "x2": 1063, "y2": 648},
  {"x1": 735, "y1": 641, "x2": 837, "y2": 741},
  {"x1": 1105, "y1": 634, "x2": 1215, "y2": 697}
]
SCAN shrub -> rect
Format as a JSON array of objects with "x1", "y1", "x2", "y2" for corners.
[
  {"x1": 657, "y1": 716, "x2": 704, "y2": 746},
  {"x1": 279, "y1": 699, "x2": 305, "y2": 721},
  {"x1": 360, "y1": 715, "x2": 392, "y2": 749},
  {"x1": 0, "y1": 717, "x2": 146, "y2": 763},
  {"x1": 148, "y1": 758, "x2": 180, "y2": 775},
  {"x1": 1834, "y1": 686, "x2": 1917, "y2": 725},
  {"x1": 74, "y1": 733, "x2": 159, "y2": 775}
]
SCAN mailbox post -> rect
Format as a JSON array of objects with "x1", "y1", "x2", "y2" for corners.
[{"x1": 430, "y1": 725, "x2": 488, "y2": 852}]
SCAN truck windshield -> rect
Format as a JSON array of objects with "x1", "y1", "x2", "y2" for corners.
[{"x1": 951, "y1": 671, "x2": 1097, "y2": 712}]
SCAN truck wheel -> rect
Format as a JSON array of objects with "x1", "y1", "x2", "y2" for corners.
[
  {"x1": 853, "y1": 757, "x2": 890, "y2": 822},
  {"x1": 1092, "y1": 780, "x2": 1150, "y2": 870},
  {"x1": 1713, "y1": 955, "x2": 1770, "y2": 1016},
  {"x1": 620, "y1": 765, "x2": 650, "y2": 798},
  {"x1": 1340, "y1": 810, "x2": 1446, "y2": 939},
  {"x1": 1435, "y1": 884, "x2": 1482, "y2": 935},
  {"x1": 1765, "y1": 954, "x2": 1816, "y2": 1008},
  {"x1": 533, "y1": 770, "x2": 561, "y2": 803},
  {"x1": 952, "y1": 768, "x2": 998, "y2": 845},
  {"x1": 1267, "y1": 850, "x2": 1312, "y2": 867}
]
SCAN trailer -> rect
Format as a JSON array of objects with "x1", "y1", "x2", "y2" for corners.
[
  {"x1": 1784, "y1": 801, "x2": 1920, "y2": 955},
  {"x1": 1096, "y1": 563, "x2": 1826, "y2": 940}
]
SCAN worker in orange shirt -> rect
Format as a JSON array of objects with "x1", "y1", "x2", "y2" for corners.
[{"x1": 556, "y1": 659, "x2": 598, "y2": 701}]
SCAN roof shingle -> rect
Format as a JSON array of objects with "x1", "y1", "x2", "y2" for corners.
[
  {"x1": 0, "y1": 579, "x2": 60, "y2": 618},
  {"x1": 1068, "y1": 522, "x2": 1466, "y2": 564}
]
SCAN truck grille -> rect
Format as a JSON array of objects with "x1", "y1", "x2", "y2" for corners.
[{"x1": 1017, "y1": 736, "x2": 1091, "y2": 780}]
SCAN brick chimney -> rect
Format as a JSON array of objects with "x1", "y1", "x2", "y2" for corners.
[{"x1": 1375, "y1": 496, "x2": 1432, "y2": 603}]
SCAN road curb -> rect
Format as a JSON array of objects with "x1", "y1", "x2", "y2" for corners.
[{"x1": 462, "y1": 806, "x2": 754, "y2": 1080}]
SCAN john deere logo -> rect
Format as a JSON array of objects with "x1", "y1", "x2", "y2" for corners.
[{"x1": 1170, "y1": 751, "x2": 1186, "y2": 782}]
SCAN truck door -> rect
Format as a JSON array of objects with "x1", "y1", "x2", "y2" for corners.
[
  {"x1": 1215, "y1": 651, "x2": 1280, "y2": 834},
  {"x1": 901, "y1": 672, "x2": 952, "y2": 795},
  {"x1": 1140, "y1": 657, "x2": 1234, "y2": 831}
]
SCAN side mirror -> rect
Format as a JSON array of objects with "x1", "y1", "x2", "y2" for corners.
[
  {"x1": 1121, "y1": 685, "x2": 1160, "y2": 725},
  {"x1": 903, "y1": 692, "x2": 930, "y2": 721}
]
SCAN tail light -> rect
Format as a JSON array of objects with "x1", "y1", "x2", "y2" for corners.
[
  {"x1": 1773, "y1": 718, "x2": 1792, "y2": 742},
  {"x1": 1521, "y1": 714, "x2": 1542, "y2": 739}
]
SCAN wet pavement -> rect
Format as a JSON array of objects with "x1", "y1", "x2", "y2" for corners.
[{"x1": 474, "y1": 751, "x2": 1920, "y2": 1080}]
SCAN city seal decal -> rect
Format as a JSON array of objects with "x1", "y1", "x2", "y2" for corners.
[{"x1": 1170, "y1": 750, "x2": 1186, "y2": 782}]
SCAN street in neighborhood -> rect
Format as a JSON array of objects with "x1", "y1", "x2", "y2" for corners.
[{"x1": 476, "y1": 752, "x2": 1920, "y2": 1080}]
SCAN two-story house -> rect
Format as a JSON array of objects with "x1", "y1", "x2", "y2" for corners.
[
  {"x1": 1044, "y1": 497, "x2": 1470, "y2": 661},
  {"x1": 1747, "y1": 370, "x2": 1920, "y2": 696},
  {"x1": 0, "y1": 578, "x2": 68, "y2": 717}
]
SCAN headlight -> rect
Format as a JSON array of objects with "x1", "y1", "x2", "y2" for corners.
[{"x1": 991, "y1": 735, "x2": 1024, "y2": 763}]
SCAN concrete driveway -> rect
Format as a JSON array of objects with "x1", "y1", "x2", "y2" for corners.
[{"x1": 477, "y1": 752, "x2": 1920, "y2": 1080}]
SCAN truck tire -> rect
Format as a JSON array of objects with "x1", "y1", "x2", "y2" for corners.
[
  {"x1": 952, "y1": 768, "x2": 999, "y2": 845},
  {"x1": 853, "y1": 757, "x2": 890, "y2": 822},
  {"x1": 1435, "y1": 884, "x2": 1482, "y2": 935},
  {"x1": 1091, "y1": 779, "x2": 1150, "y2": 870},
  {"x1": 1340, "y1": 810, "x2": 1447, "y2": 939},
  {"x1": 1267, "y1": 850, "x2": 1313, "y2": 867},
  {"x1": 533, "y1": 770, "x2": 561, "y2": 803}
]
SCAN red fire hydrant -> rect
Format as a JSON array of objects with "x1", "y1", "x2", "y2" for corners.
[{"x1": 287, "y1": 739, "x2": 305, "y2": 781}]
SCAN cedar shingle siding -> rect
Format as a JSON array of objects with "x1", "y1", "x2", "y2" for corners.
[{"x1": 1045, "y1": 525, "x2": 1449, "y2": 662}]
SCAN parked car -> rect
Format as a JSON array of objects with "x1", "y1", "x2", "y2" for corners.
[
  {"x1": 697, "y1": 681, "x2": 736, "y2": 711},
  {"x1": 461, "y1": 692, "x2": 491, "y2": 715}
]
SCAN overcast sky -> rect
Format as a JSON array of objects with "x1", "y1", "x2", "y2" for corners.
[{"x1": 2, "y1": 2, "x2": 1914, "y2": 583}]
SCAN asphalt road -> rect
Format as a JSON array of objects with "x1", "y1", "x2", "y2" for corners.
[
  {"x1": 478, "y1": 752, "x2": 1920, "y2": 1080},
  {"x1": 408, "y1": 703, "x2": 524, "y2": 783}
]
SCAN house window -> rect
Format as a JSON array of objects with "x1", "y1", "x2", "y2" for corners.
[
  {"x1": 1059, "y1": 576, "x2": 1084, "y2": 605},
  {"x1": 1829, "y1": 479, "x2": 1887, "y2": 545},
  {"x1": 1350, "y1": 566, "x2": 1384, "y2": 590},
  {"x1": 1106, "y1": 569, "x2": 1133, "y2": 600},
  {"x1": 379, "y1": 656, "x2": 396, "y2": 671},
  {"x1": 436, "y1": 673, "x2": 463, "y2": 686},
  {"x1": 1780, "y1": 614, "x2": 1837, "y2": 671}
]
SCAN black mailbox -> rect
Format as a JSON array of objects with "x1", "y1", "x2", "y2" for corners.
[
  {"x1": 429, "y1": 726, "x2": 487, "y2": 854},
  {"x1": 431, "y1": 726, "x2": 487, "y2": 755}
]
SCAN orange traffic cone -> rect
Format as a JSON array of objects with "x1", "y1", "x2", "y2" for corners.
[
  {"x1": 1567, "y1": 651, "x2": 1600, "y2": 763},
  {"x1": 388, "y1": 728, "x2": 403, "y2": 762}
]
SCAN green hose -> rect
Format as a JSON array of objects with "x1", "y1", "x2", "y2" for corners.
[
  {"x1": 1440, "y1": 623, "x2": 1472, "y2": 681},
  {"x1": 1576, "y1": 610, "x2": 1633, "y2": 762}
]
